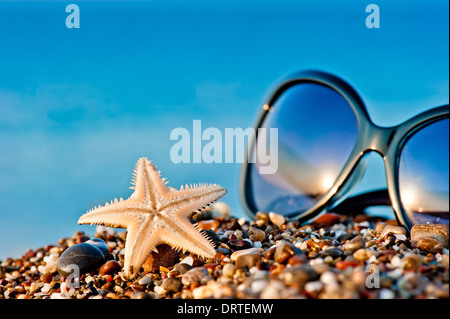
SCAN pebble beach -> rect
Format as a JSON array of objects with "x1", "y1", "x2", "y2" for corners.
[{"x1": 1, "y1": 202, "x2": 448, "y2": 300}]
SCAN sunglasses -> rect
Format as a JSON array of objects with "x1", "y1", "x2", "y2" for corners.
[{"x1": 240, "y1": 70, "x2": 449, "y2": 231}]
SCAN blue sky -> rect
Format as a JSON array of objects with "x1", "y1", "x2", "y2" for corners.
[{"x1": 0, "y1": 0, "x2": 448, "y2": 258}]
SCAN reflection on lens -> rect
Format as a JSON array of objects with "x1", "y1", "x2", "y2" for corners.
[
  {"x1": 399, "y1": 118, "x2": 449, "y2": 226},
  {"x1": 249, "y1": 83, "x2": 359, "y2": 216}
]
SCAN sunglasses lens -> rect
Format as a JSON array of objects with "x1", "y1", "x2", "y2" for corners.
[
  {"x1": 398, "y1": 118, "x2": 449, "y2": 226},
  {"x1": 248, "y1": 83, "x2": 359, "y2": 216}
]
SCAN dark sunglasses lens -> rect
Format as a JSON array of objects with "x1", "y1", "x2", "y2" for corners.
[
  {"x1": 248, "y1": 83, "x2": 359, "y2": 216},
  {"x1": 398, "y1": 118, "x2": 449, "y2": 226}
]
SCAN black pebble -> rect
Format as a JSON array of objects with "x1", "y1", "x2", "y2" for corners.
[{"x1": 57, "y1": 239, "x2": 109, "y2": 277}]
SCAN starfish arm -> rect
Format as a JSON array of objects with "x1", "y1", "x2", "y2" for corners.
[
  {"x1": 78, "y1": 200, "x2": 146, "y2": 229},
  {"x1": 130, "y1": 157, "x2": 169, "y2": 210},
  {"x1": 122, "y1": 216, "x2": 156, "y2": 278},
  {"x1": 147, "y1": 223, "x2": 216, "y2": 260},
  {"x1": 158, "y1": 226, "x2": 216, "y2": 258},
  {"x1": 162, "y1": 184, "x2": 227, "y2": 219}
]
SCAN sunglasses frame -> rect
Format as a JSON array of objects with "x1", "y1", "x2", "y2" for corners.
[{"x1": 240, "y1": 70, "x2": 449, "y2": 231}]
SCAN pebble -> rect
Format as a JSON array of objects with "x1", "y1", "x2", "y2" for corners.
[
  {"x1": 235, "y1": 251, "x2": 261, "y2": 269},
  {"x1": 375, "y1": 222, "x2": 388, "y2": 235},
  {"x1": 337, "y1": 232, "x2": 357, "y2": 243},
  {"x1": 269, "y1": 212, "x2": 286, "y2": 227},
  {"x1": 321, "y1": 247, "x2": 345, "y2": 259},
  {"x1": 353, "y1": 248, "x2": 376, "y2": 261},
  {"x1": 181, "y1": 267, "x2": 209, "y2": 286},
  {"x1": 380, "y1": 225, "x2": 406, "y2": 239},
  {"x1": 312, "y1": 213, "x2": 342, "y2": 228},
  {"x1": 57, "y1": 239, "x2": 109, "y2": 277},
  {"x1": 253, "y1": 241, "x2": 262, "y2": 248},
  {"x1": 138, "y1": 275, "x2": 152, "y2": 286},
  {"x1": 161, "y1": 277, "x2": 182, "y2": 292},
  {"x1": 251, "y1": 279, "x2": 268, "y2": 295},
  {"x1": 255, "y1": 212, "x2": 270, "y2": 225},
  {"x1": 274, "y1": 240, "x2": 303, "y2": 264},
  {"x1": 180, "y1": 256, "x2": 194, "y2": 266},
  {"x1": 130, "y1": 291, "x2": 152, "y2": 299},
  {"x1": 230, "y1": 248, "x2": 260, "y2": 261},
  {"x1": 174, "y1": 262, "x2": 193, "y2": 275},
  {"x1": 228, "y1": 240, "x2": 252, "y2": 250},
  {"x1": 335, "y1": 260, "x2": 359, "y2": 270},
  {"x1": 304, "y1": 280, "x2": 323, "y2": 298},
  {"x1": 248, "y1": 227, "x2": 266, "y2": 242},
  {"x1": 222, "y1": 263, "x2": 236, "y2": 278},
  {"x1": 212, "y1": 202, "x2": 230, "y2": 217},
  {"x1": 343, "y1": 236, "x2": 365, "y2": 252},
  {"x1": 40, "y1": 272, "x2": 53, "y2": 284},
  {"x1": 99, "y1": 260, "x2": 121, "y2": 276},
  {"x1": 411, "y1": 224, "x2": 449, "y2": 253},
  {"x1": 413, "y1": 237, "x2": 444, "y2": 254},
  {"x1": 280, "y1": 265, "x2": 318, "y2": 288},
  {"x1": 198, "y1": 220, "x2": 220, "y2": 232},
  {"x1": 379, "y1": 288, "x2": 395, "y2": 299},
  {"x1": 38, "y1": 253, "x2": 59, "y2": 275},
  {"x1": 142, "y1": 244, "x2": 179, "y2": 272},
  {"x1": 320, "y1": 271, "x2": 339, "y2": 287}
]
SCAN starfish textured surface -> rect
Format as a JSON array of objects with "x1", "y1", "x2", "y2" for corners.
[{"x1": 78, "y1": 157, "x2": 227, "y2": 278}]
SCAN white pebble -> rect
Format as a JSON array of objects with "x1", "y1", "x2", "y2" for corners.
[
  {"x1": 251, "y1": 269, "x2": 268, "y2": 280},
  {"x1": 379, "y1": 288, "x2": 395, "y2": 299},
  {"x1": 320, "y1": 271, "x2": 339, "y2": 286},
  {"x1": 253, "y1": 241, "x2": 262, "y2": 248},
  {"x1": 387, "y1": 268, "x2": 403, "y2": 279},
  {"x1": 41, "y1": 283, "x2": 51, "y2": 294},
  {"x1": 297, "y1": 241, "x2": 308, "y2": 251},
  {"x1": 390, "y1": 255, "x2": 404, "y2": 269},
  {"x1": 305, "y1": 280, "x2": 324, "y2": 293},
  {"x1": 234, "y1": 230, "x2": 244, "y2": 239},
  {"x1": 301, "y1": 226, "x2": 313, "y2": 233},
  {"x1": 154, "y1": 285, "x2": 166, "y2": 296},
  {"x1": 180, "y1": 256, "x2": 194, "y2": 266},
  {"x1": 192, "y1": 285, "x2": 210, "y2": 299},
  {"x1": 60, "y1": 282, "x2": 68, "y2": 293},
  {"x1": 212, "y1": 202, "x2": 230, "y2": 217},
  {"x1": 367, "y1": 255, "x2": 378, "y2": 264},
  {"x1": 251, "y1": 279, "x2": 267, "y2": 295},
  {"x1": 360, "y1": 228, "x2": 370, "y2": 236},
  {"x1": 37, "y1": 253, "x2": 59, "y2": 274},
  {"x1": 139, "y1": 275, "x2": 152, "y2": 286},
  {"x1": 358, "y1": 221, "x2": 371, "y2": 228},
  {"x1": 269, "y1": 212, "x2": 285, "y2": 227},
  {"x1": 310, "y1": 257, "x2": 324, "y2": 266},
  {"x1": 85, "y1": 276, "x2": 95, "y2": 284},
  {"x1": 222, "y1": 257, "x2": 231, "y2": 263}
]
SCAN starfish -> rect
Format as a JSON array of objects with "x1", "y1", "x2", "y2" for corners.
[{"x1": 78, "y1": 157, "x2": 226, "y2": 278}]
